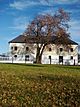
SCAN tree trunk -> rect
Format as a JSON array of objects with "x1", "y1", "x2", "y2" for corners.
[
  {"x1": 35, "y1": 44, "x2": 41, "y2": 64},
  {"x1": 36, "y1": 44, "x2": 46, "y2": 64},
  {"x1": 36, "y1": 55, "x2": 42, "y2": 64}
]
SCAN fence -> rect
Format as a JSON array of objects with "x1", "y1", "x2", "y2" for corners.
[
  {"x1": 0, "y1": 56, "x2": 33, "y2": 64},
  {"x1": 0, "y1": 56, "x2": 79, "y2": 65}
]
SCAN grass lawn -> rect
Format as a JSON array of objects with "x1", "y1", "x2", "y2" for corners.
[{"x1": 0, "y1": 63, "x2": 80, "y2": 107}]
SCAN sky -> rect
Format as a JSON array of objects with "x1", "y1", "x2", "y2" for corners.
[{"x1": 0, "y1": 0, "x2": 80, "y2": 54}]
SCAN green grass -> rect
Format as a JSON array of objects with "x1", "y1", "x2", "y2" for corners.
[{"x1": 0, "y1": 63, "x2": 80, "y2": 107}]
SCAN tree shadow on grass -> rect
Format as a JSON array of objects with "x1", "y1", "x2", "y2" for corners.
[{"x1": 5, "y1": 63, "x2": 45, "y2": 67}]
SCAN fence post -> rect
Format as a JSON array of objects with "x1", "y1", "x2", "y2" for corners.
[{"x1": 12, "y1": 56, "x2": 13, "y2": 63}]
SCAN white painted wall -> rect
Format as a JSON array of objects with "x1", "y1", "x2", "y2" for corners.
[{"x1": 9, "y1": 43, "x2": 78, "y2": 65}]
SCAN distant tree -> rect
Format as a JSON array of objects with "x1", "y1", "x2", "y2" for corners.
[{"x1": 24, "y1": 9, "x2": 70, "y2": 64}]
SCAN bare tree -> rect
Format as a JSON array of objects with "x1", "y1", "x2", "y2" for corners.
[{"x1": 24, "y1": 9, "x2": 70, "y2": 64}]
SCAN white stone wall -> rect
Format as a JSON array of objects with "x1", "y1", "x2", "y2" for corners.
[
  {"x1": 41, "y1": 44, "x2": 78, "y2": 65},
  {"x1": 9, "y1": 43, "x2": 36, "y2": 62},
  {"x1": 9, "y1": 43, "x2": 78, "y2": 65}
]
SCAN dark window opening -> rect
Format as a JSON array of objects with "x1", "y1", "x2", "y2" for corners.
[
  {"x1": 71, "y1": 56, "x2": 73, "y2": 60},
  {"x1": 49, "y1": 48, "x2": 51, "y2": 51},
  {"x1": 14, "y1": 55, "x2": 17, "y2": 59},
  {"x1": 25, "y1": 55, "x2": 29, "y2": 61},
  {"x1": 49, "y1": 56, "x2": 51, "y2": 59},
  {"x1": 49, "y1": 56, "x2": 51, "y2": 64},
  {"x1": 78, "y1": 54, "x2": 80, "y2": 63},
  {"x1": 26, "y1": 47, "x2": 29, "y2": 51},
  {"x1": 59, "y1": 56, "x2": 63, "y2": 64},
  {"x1": 14, "y1": 55, "x2": 17, "y2": 57},
  {"x1": 14, "y1": 46, "x2": 17, "y2": 51},
  {"x1": 60, "y1": 48, "x2": 63, "y2": 52},
  {"x1": 70, "y1": 48, "x2": 73, "y2": 52},
  {"x1": 11, "y1": 47, "x2": 13, "y2": 50}
]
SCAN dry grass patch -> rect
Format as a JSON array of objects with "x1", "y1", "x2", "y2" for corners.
[{"x1": 0, "y1": 63, "x2": 80, "y2": 106}]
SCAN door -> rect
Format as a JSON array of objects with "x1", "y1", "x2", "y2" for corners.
[{"x1": 59, "y1": 56, "x2": 63, "y2": 64}]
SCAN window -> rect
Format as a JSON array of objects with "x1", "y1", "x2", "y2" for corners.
[
  {"x1": 14, "y1": 46, "x2": 17, "y2": 51},
  {"x1": 14, "y1": 55, "x2": 17, "y2": 57},
  {"x1": 14, "y1": 55, "x2": 17, "y2": 59},
  {"x1": 71, "y1": 56, "x2": 73, "y2": 60},
  {"x1": 59, "y1": 56, "x2": 63, "y2": 63},
  {"x1": 70, "y1": 48, "x2": 73, "y2": 52},
  {"x1": 26, "y1": 47, "x2": 29, "y2": 51},
  {"x1": 49, "y1": 56, "x2": 51, "y2": 59},
  {"x1": 25, "y1": 55, "x2": 29, "y2": 61},
  {"x1": 49, "y1": 48, "x2": 51, "y2": 51},
  {"x1": 60, "y1": 48, "x2": 63, "y2": 52},
  {"x1": 11, "y1": 47, "x2": 13, "y2": 50}
]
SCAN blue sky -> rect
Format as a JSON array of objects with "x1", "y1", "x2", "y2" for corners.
[{"x1": 0, "y1": 0, "x2": 80, "y2": 53}]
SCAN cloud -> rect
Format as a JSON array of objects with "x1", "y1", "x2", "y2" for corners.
[
  {"x1": 9, "y1": 0, "x2": 53, "y2": 10},
  {"x1": 38, "y1": 8, "x2": 57, "y2": 15},
  {"x1": 52, "y1": 0, "x2": 79, "y2": 4},
  {"x1": 68, "y1": 20, "x2": 80, "y2": 43},
  {"x1": 39, "y1": 0, "x2": 50, "y2": 6},
  {"x1": 10, "y1": 25, "x2": 26, "y2": 30},
  {"x1": 9, "y1": 0, "x2": 40, "y2": 10},
  {"x1": 69, "y1": 20, "x2": 80, "y2": 31},
  {"x1": 9, "y1": 0, "x2": 79, "y2": 11},
  {"x1": 41, "y1": 0, "x2": 80, "y2": 5},
  {"x1": 9, "y1": 16, "x2": 31, "y2": 30}
]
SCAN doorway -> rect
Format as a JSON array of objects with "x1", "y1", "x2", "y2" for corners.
[{"x1": 59, "y1": 56, "x2": 63, "y2": 64}]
